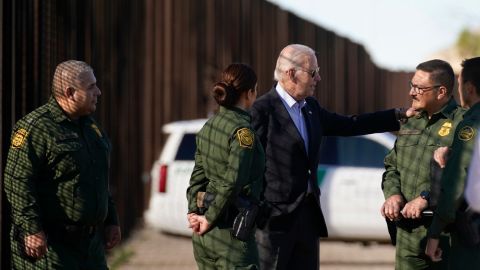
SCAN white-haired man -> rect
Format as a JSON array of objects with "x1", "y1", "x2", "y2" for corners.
[{"x1": 250, "y1": 44, "x2": 412, "y2": 270}]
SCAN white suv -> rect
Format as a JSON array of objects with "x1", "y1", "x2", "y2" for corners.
[{"x1": 144, "y1": 119, "x2": 395, "y2": 241}]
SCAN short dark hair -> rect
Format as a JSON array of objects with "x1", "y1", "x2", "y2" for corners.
[
  {"x1": 416, "y1": 59, "x2": 454, "y2": 95},
  {"x1": 213, "y1": 63, "x2": 257, "y2": 107},
  {"x1": 461, "y1": 57, "x2": 480, "y2": 96}
]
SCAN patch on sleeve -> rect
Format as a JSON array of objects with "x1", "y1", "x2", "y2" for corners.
[
  {"x1": 236, "y1": 128, "x2": 254, "y2": 148},
  {"x1": 458, "y1": 126, "x2": 475, "y2": 141},
  {"x1": 438, "y1": 121, "x2": 452, "y2": 137},
  {"x1": 11, "y1": 128, "x2": 28, "y2": 149},
  {"x1": 91, "y1": 123, "x2": 103, "y2": 138}
]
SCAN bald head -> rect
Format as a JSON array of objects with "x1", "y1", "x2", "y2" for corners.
[
  {"x1": 274, "y1": 44, "x2": 316, "y2": 82},
  {"x1": 52, "y1": 60, "x2": 93, "y2": 98},
  {"x1": 51, "y1": 60, "x2": 101, "y2": 119}
]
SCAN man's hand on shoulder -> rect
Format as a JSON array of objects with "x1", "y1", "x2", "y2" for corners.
[{"x1": 405, "y1": 107, "x2": 419, "y2": 118}]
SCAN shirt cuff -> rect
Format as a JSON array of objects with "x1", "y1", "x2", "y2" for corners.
[
  {"x1": 428, "y1": 216, "x2": 448, "y2": 238},
  {"x1": 384, "y1": 187, "x2": 402, "y2": 199},
  {"x1": 22, "y1": 220, "x2": 43, "y2": 236}
]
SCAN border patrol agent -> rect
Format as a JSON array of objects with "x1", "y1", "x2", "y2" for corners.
[
  {"x1": 3, "y1": 60, "x2": 121, "y2": 269},
  {"x1": 382, "y1": 60, "x2": 465, "y2": 270},
  {"x1": 186, "y1": 63, "x2": 264, "y2": 270},
  {"x1": 426, "y1": 57, "x2": 480, "y2": 269}
]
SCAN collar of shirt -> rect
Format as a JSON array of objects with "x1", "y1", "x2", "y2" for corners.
[
  {"x1": 275, "y1": 83, "x2": 306, "y2": 110},
  {"x1": 219, "y1": 105, "x2": 252, "y2": 122},
  {"x1": 463, "y1": 101, "x2": 480, "y2": 119},
  {"x1": 47, "y1": 95, "x2": 93, "y2": 126},
  {"x1": 437, "y1": 98, "x2": 460, "y2": 119},
  {"x1": 417, "y1": 98, "x2": 459, "y2": 121},
  {"x1": 47, "y1": 96, "x2": 70, "y2": 123}
]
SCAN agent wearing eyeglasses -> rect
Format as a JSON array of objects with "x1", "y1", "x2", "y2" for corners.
[
  {"x1": 381, "y1": 59, "x2": 465, "y2": 269},
  {"x1": 250, "y1": 44, "x2": 415, "y2": 270}
]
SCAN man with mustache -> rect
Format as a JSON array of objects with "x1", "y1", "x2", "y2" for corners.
[
  {"x1": 381, "y1": 59, "x2": 465, "y2": 269},
  {"x1": 3, "y1": 60, "x2": 121, "y2": 269}
]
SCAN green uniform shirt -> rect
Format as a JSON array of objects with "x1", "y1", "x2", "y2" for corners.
[
  {"x1": 429, "y1": 102, "x2": 480, "y2": 237},
  {"x1": 383, "y1": 99, "x2": 465, "y2": 202},
  {"x1": 3, "y1": 97, "x2": 119, "y2": 236},
  {"x1": 187, "y1": 106, "x2": 265, "y2": 225}
]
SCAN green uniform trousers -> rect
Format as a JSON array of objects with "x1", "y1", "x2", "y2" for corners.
[
  {"x1": 396, "y1": 226, "x2": 450, "y2": 270},
  {"x1": 192, "y1": 226, "x2": 259, "y2": 270},
  {"x1": 10, "y1": 226, "x2": 107, "y2": 270}
]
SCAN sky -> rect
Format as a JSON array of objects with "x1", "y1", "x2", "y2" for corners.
[{"x1": 267, "y1": 0, "x2": 480, "y2": 71}]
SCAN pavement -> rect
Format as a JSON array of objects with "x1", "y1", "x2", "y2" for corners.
[{"x1": 109, "y1": 224, "x2": 396, "y2": 270}]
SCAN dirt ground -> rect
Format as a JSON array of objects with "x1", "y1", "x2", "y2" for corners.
[{"x1": 110, "y1": 225, "x2": 395, "y2": 270}]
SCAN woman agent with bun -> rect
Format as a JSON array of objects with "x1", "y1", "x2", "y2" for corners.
[{"x1": 186, "y1": 63, "x2": 265, "y2": 270}]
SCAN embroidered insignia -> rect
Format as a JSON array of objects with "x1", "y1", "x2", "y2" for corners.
[
  {"x1": 91, "y1": 123, "x2": 103, "y2": 138},
  {"x1": 11, "y1": 128, "x2": 28, "y2": 149},
  {"x1": 237, "y1": 128, "x2": 254, "y2": 148},
  {"x1": 438, "y1": 121, "x2": 452, "y2": 137},
  {"x1": 458, "y1": 126, "x2": 475, "y2": 141}
]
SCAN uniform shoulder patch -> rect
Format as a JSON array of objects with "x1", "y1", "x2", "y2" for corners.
[
  {"x1": 236, "y1": 128, "x2": 254, "y2": 148},
  {"x1": 458, "y1": 126, "x2": 475, "y2": 141},
  {"x1": 11, "y1": 128, "x2": 28, "y2": 149}
]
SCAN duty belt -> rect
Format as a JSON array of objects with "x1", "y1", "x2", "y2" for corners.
[
  {"x1": 64, "y1": 224, "x2": 97, "y2": 235},
  {"x1": 45, "y1": 224, "x2": 97, "y2": 239}
]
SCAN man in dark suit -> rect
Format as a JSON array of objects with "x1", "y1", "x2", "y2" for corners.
[{"x1": 251, "y1": 44, "x2": 410, "y2": 270}]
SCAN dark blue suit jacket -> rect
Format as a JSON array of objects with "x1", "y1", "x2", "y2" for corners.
[{"x1": 250, "y1": 87, "x2": 400, "y2": 237}]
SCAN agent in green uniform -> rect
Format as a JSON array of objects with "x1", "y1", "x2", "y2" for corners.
[
  {"x1": 186, "y1": 63, "x2": 264, "y2": 270},
  {"x1": 381, "y1": 59, "x2": 465, "y2": 270},
  {"x1": 3, "y1": 60, "x2": 121, "y2": 269},
  {"x1": 426, "y1": 57, "x2": 480, "y2": 269}
]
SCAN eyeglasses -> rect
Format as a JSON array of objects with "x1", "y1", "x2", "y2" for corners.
[
  {"x1": 409, "y1": 81, "x2": 441, "y2": 95},
  {"x1": 297, "y1": 67, "x2": 320, "y2": 78}
]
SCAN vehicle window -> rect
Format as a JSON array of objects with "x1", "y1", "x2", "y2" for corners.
[
  {"x1": 175, "y1": 133, "x2": 197, "y2": 160},
  {"x1": 319, "y1": 136, "x2": 389, "y2": 168}
]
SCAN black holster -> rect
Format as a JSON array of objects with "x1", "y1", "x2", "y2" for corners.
[
  {"x1": 232, "y1": 203, "x2": 259, "y2": 241},
  {"x1": 231, "y1": 196, "x2": 272, "y2": 241}
]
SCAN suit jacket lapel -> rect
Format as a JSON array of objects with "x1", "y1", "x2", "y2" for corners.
[
  {"x1": 304, "y1": 100, "x2": 321, "y2": 164},
  {"x1": 302, "y1": 105, "x2": 312, "y2": 157}
]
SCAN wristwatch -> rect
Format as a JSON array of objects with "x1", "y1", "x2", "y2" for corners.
[{"x1": 420, "y1": 190, "x2": 430, "y2": 202}]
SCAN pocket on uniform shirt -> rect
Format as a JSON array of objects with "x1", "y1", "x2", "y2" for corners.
[
  {"x1": 53, "y1": 139, "x2": 83, "y2": 173},
  {"x1": 396, "y1": 133, "x2": 421, "y2": 147}
]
